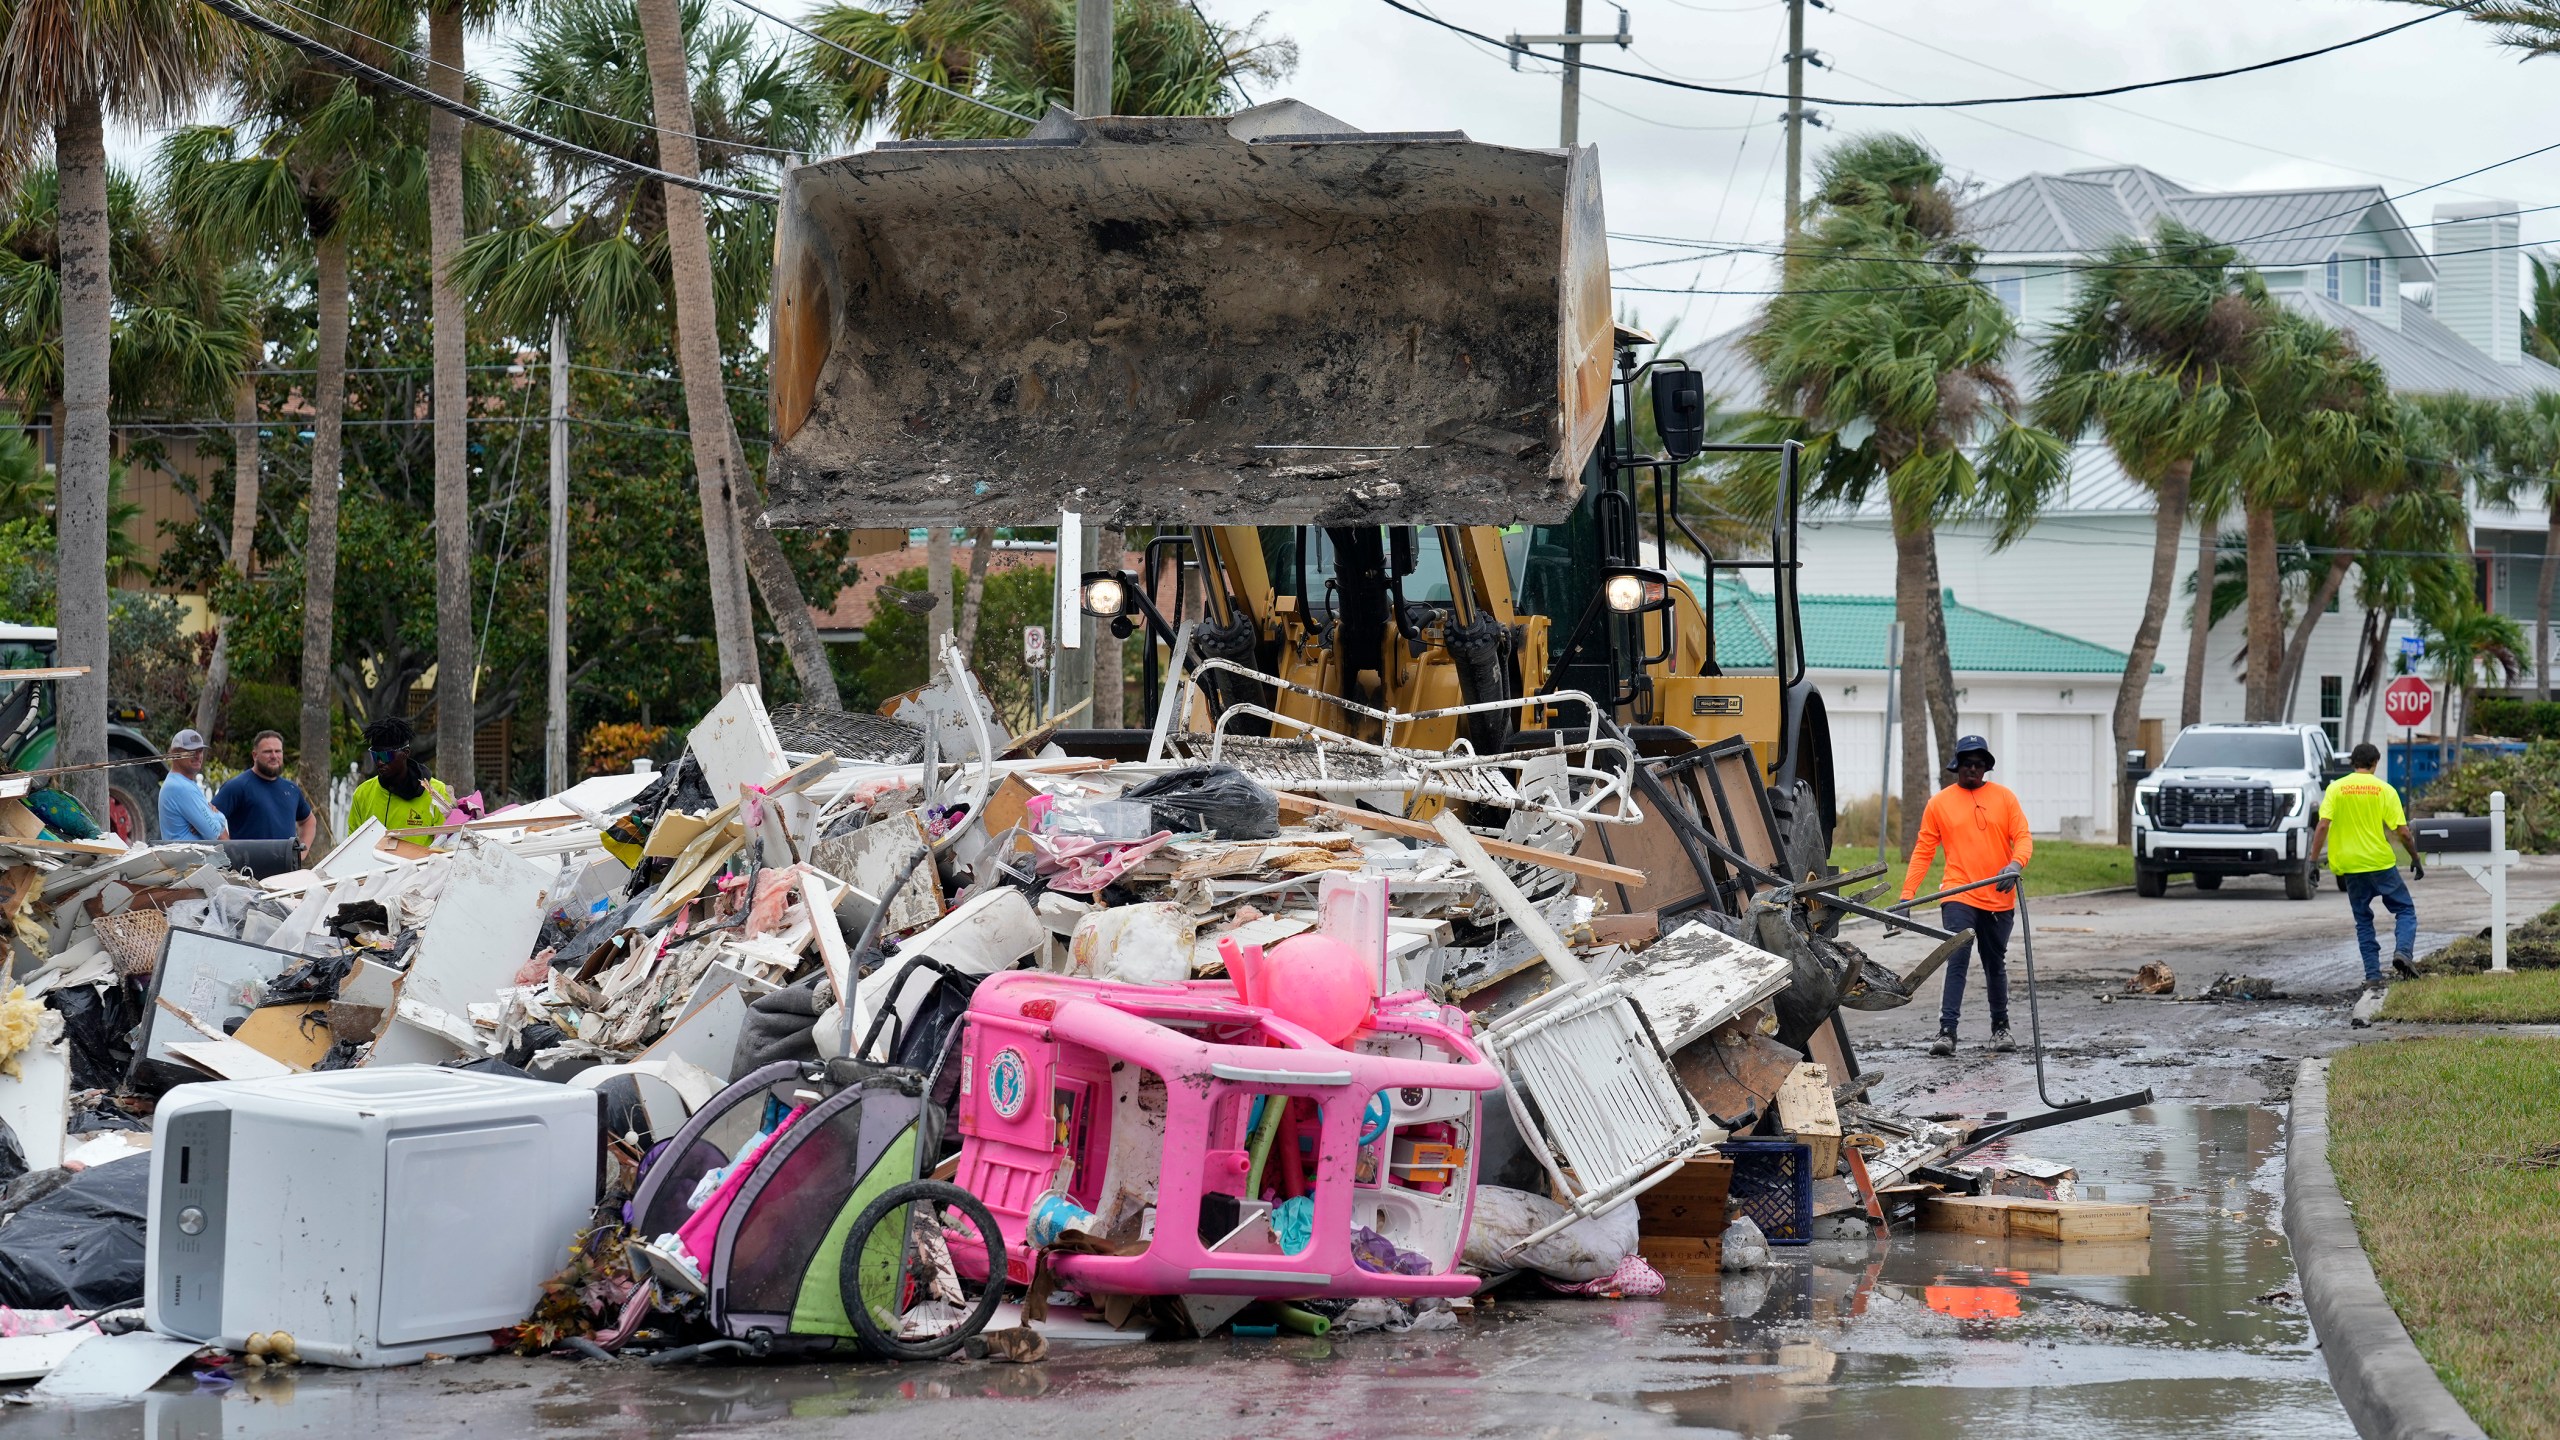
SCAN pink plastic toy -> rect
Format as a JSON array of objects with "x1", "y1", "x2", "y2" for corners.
[
  {"x1": 951, "y1": 970, "x2": 1500, "y2": 1302},
  {"x1": 1219, "y1": 933, "x2": 1374, "y2": 1045}
]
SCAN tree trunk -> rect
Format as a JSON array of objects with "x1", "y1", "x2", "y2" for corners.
[
  {"x1": 958, "y1": 525, "x2": 995, "y2": 661},
  {"x1": 2357, "y1": 607, "x2": 2394, "y2": 745},
  {"x1": 635, "y1": 0, "x2": 758, "y2": 692},
  {"x1": 2244, "y1": 500, "x2": 2282, "y2": 720},
  {"x1": 2274, "y1": 553, "x2": 2353, "y2": 722},
  {"x1": 298, "y1": 231, "x2": 351, "y2": 839},
  {"x1": 1892, "y1": 503, "x2": 1936, "y2": 855},
  {"x1": 2115, "y1": 459, "x2": 2189, "y2": 843},
  {"x1": 926, "y1": 525, "x2": 953, "y2": 659},
  {"x1": 727, "y1": 423, "x2": 840, "y2": 707},
  {"x1": 2182, "y1": 506, "x2": 2217, "y2": 729},
  {"x1": 196, "y1": 372, "x2": 262, "y2": 739},
  {"x1": 2541, "y1": 500, "x2": 2560, "y2": 700},
  {"x1": 429, "y1": 4, "x2": 476, "y2": 794},
  {"x1": 1918, "y1": 522, "x2": 1958, "y2": 764},
  {"x1": 52, "y1": 99, "x2": 111, "y2": 820},
  {"x1": 1094, "y1": 525, "x2": 1126, "y2": 726}
]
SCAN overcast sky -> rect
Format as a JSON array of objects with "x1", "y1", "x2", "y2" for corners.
[{"x1": 1181, "y1": 0, "x2": 2560, "y2": 345}]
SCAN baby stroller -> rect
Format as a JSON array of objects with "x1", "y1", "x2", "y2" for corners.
[{"x1": 622, "y1": 955, "x2": 1005, "y2": 1359}]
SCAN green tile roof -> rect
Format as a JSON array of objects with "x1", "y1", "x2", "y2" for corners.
[{"x1": 1698, "y1": 578, "x2": 2151, "y2": 675}]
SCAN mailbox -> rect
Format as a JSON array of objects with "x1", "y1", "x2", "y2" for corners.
[{"x1": 2412, "y1": 816, "x2": 2493, "y2": 853}]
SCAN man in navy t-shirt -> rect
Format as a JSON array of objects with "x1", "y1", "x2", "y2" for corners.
[{"x1": 213, "y1": 730, "x2": 315, "y2": 851}]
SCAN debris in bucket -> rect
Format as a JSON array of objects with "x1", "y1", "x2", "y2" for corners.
[{"x1": 0, "y1": 640, "x2": 2151, "y2": 1381}]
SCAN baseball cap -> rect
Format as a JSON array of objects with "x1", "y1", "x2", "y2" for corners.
[
  {"x1": 170, "y1": 728, "x2": 209, "y2": 752},
  {"x1": 1946, "y1": 734, "x2": 1995, "y2": 769}
]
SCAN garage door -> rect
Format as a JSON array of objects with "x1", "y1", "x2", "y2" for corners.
[{"x1": 2013, "y1": 713, "x2": 2096, "y2": 834}]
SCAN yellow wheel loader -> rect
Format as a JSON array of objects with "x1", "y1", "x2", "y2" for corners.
[{"x1": 764, "y1": 99, "x2": 1837, "y2": 870}]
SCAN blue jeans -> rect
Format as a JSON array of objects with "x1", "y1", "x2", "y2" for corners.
[
  {"x1": 1939, "y1": 901, "x2": 2013, "y2": 1036},
  {"x1": 2342, "y1": 868, "x2": 2417, "y2": 982}
]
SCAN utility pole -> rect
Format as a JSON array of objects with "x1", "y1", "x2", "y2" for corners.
[
  {"x1": 546, "y1": 316, "x2": 569, "y2": 793},
  {"x1": 1054, "y1": 0, "x2": 1113, "y2": 722},
  {"x1": 1782, "y1": 0, "x2": 1823, "y2": 236},
  {"x1": 1509, "y1": 3, "x2": 1629, "y2": 148}
]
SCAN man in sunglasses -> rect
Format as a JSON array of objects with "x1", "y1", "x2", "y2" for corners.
[
  {"x1": 344, "y1": 714, "x2": 453, "y2": 839},
  {"x1": 1899, "y1": 735, "x2": 2033, "y2": 1058}
]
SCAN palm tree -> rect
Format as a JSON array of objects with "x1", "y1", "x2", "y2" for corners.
[
  {"x1": 2526, "y1": 252, "x2": 2560, "y2": 367},
  {"x1": 2232, "y1": 309, "x2": 2398, "y2": 720},
  {"x1": 1722, "y1": 133, "x2": 2068, "y2": 849},
  {"x1": 2035, "y1": 219, "x2": 2271, "y2": 828},
  {"x1": 2486, "y1": 390, "x2": 2560, "y2": 698},
  {"x1": 0, "y1": 0, "x2": 232, "y2": 818},
  {"x1": 458, "y1": 0, "x2": 842, "y2": 706},
  {"x1": 165, "y1": 6, "x2": 425, "y2": 827},
  {"x1": 805, "y1": 0, "x2": 1291, "y2": 139},
  {"x1": 2421, "y1": 588, "x2": 2525, "y2": 758}
]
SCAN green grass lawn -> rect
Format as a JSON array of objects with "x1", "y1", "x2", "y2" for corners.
[
  {"x1": 2328, "y1": 1037, "x2": 2560, "y2": 1439},
  {"x1": 2379, "y1": 968, "x2": 2560, "y2": 1024},
  {"x1": 1827, "y1": 838, "x2": 2133, "y2": 900}
]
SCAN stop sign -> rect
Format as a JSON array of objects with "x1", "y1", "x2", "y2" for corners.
[{"x1": 2383, "y1": 675, "x2": 2435, "y2": 729}]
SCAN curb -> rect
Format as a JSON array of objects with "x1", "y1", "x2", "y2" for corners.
[{"x1": 2285, "y1": 1057, "x2": 2486, "y2": 1440}]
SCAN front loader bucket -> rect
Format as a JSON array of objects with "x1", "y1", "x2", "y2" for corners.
[{"x1": 765, "y1": 99, "x2": 1611, "y2": 528}]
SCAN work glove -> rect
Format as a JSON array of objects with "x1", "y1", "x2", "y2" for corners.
[
  {"x1": 2409, "y1": 857, "x2": 2425, "y2": 882},
  {"x1": 1996, "y1": 860, "x2": 2022, "y2": 893}
]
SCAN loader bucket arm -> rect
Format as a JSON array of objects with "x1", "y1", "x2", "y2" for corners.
[{"x1": 765, "y1": 100, "x2": 1612, "y2": 528}]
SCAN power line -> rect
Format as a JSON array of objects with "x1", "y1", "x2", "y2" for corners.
[
  {"x1": 195, "y1": 0, "x2": 777, "y2": 205},
  {"x1": 717, "y1": 0, "x2": 1038, "y2": 127},
  {"x1": 253, "y1": 0, "x2": 803, "y2": 158},
  {"x1": 1185, "y1": 0, "x2": 1252, "y2": 107},
  {"x1": 1373, "y1": 0, "x2": 2479, "y2": 110}
]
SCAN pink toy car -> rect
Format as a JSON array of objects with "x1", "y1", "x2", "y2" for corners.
[{"x1": 952, "y1": 970, "x2": 1501, "y2": 1301}]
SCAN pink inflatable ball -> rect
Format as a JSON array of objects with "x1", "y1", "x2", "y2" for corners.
[{"x1": 1257, "y1": 933, "x2": 1377, "y2": 1045}]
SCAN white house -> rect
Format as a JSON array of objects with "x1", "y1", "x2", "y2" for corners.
[{"x1": 1685, "y1": 165, "x2": 2560, "y2": 836}]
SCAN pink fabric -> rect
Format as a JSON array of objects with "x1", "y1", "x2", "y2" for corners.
[
  {"x1": 1028, "y1": 830, "x2": 1175, "y2": 894},
  {"x1": 673, "y1": 1105, "x2": 807, "y2": 1264},
  {"x1": 1541, "y1": 1253, "x2": 1666, "y2": 1298}
]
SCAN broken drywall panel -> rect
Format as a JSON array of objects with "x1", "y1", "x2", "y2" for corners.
[
  {"x1": 31, "y1": 1331, "x2": 201, "y2": 1401},
  {"x1": 690, "y1": 684, "x2": 788, "y2": 804},
  {"x1": 397, "y1": 835, "x2": 549, "y2": 1036},
  {"x1": 165, "y1": 1036, "x2": 295, "y2": 1081},
  {"x1": 0, "y1": 1331, "x2": 94, "y2": 1384},
  {"x1": 1618, "y1": 921, "x2": 1794, "y2": 1052},
  {"x1": 810, "y1": 812, "x2": 940, "y2": 936},
  {"x1": 800, "y1": 869, "x2": 854, "y2": 1002},
  {"x1": 0, "y1": 1024, "x2": 70, "y2": 1170},
  {"x1": 639, "y1": 982, "x2": 749, "y2": 1082}
]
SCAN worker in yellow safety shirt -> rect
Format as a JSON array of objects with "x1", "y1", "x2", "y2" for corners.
[
  {"x1": 344, "y1": 714, "x2": 453, "y2": 839},
  {"x1": 2308, "y1": 741, "x2": 2422, "y2": 996}
]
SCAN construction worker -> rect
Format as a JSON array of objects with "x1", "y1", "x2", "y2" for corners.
[
  {"x1": 2308, "y1": 741, "x2": 2422, "y2": 993},
  {"x1": 345, "y1": 715, "x2": 453, "y2": 838},
  {"x1": 1900, "y1": 735, "x2": 2033, "y2": 1057}
]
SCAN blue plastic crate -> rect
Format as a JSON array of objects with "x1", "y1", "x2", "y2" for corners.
[{"x1": 1718, "y1": 1139, "x2": 1813, "y2": 1245}]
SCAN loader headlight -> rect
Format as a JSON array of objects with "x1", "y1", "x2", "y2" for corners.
[
  {"x1": 1081, "y1": 572, "x2": 1127, "y2": 618},
  {"x1": 1604, "y1": 570, "x2": 1667, "y2": 614}
]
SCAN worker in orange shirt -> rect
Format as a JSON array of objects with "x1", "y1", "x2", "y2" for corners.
[{"x1": 1900, "y1": 734, "x2": 2033, "y2": 1057}]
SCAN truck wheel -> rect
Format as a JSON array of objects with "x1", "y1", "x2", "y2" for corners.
[
  {"x1": 2285, "y1": 866, "x2": 2315, "y2": 901},
  {"x1": 2134, "y1": 864, "x2": 2167, "y2": 899},
  {"x1": 107, "y1": 778, "x2": 158, "y2": 844},
  {"x1": 2192, "y1": 873, "x2": 2223, "y2": 892}
]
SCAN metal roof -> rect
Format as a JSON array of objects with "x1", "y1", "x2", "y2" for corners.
[
  {"x1": 1961, "y1": 169, "x2": 2436, "y2": 280},
  {"x1": 1706, "y1": 579, "x2": 2146, "y2": 675},
  {"x1": 2283, "y1": 290, "x2": 2560, "y2": 398}
]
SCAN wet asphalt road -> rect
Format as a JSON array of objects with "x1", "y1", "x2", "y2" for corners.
[{"x1": 14, "y1": 858, "x2": 2551, "y2": 1438}]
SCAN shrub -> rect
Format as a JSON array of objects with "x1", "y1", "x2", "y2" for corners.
[
  {"x1": 2409, "y1": 739, "x2": 2560, "y2": 851},
  {"x1": 2471, "y1": 696, "x2": 2560, "y2": 741},
  {"x1": 582, "y1": 721, "x2": 673, "y2": 778}
]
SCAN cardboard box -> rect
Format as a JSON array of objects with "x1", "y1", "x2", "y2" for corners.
[
  {"x1": 1645, "y1": 1235, "x2": 1724, "y2": 1275},
  {"x1": 1635, "y1": 1155, "x2": 1733, "y2": 1239},
  {"x1": 1919, "y1": 1194, "x2": 2151, "y2": 1242}
]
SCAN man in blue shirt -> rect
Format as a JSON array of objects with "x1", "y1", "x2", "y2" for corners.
[
  {"x1": 157, "y1": 728, "x2": 227, "y2": 843},
  {"x1": 213, "y1": 730, "x2": 315, "y2": 851}
]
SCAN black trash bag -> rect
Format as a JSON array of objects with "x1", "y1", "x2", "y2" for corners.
[
  {"x1": 0, "y1": 1168, "x2": 74, "y2": 1223},
  {"x1": 502, "y1": 1021, "x2": 569, "y2": 1070},
  {"x1": 0, "y1": 1117, "x2": 24, "y2": 1189},
  {"x1": 67, "y1": 1099, "x2": 148, "y2": 1135},
  {"x1": 1124, "y1": 764, "x2": 1279, "y2": 840},
  {"x1": 45, "y1": 983, "x2": 141, "y2": 1093},
  {"x1": 0, "y1": 1153, "x2": 149, "y2": 1310},
  {"x1": 263, "y1": 949, "x2": 357, "y2": 1005},
  {"x1": 730, "y1": 973, "x2": 829, "y2": 1076}
]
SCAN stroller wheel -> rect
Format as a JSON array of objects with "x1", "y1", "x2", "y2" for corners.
[{"x1": 841, "y1": 1179, "x2": 1008, "y2": 1361}]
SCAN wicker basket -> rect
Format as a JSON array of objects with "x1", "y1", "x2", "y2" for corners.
[{"x1": 93, "y1": 908, "x2": 170, "y2": 978}]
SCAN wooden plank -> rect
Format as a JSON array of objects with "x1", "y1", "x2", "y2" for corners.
[
  {"x1": 231, "y1": 1004, "x2": 335, "y2": 1070},
  {"x1": 1919, "y1": 1195, "x2": 2025, "y2": 1237},
  {"x1": 0, "y1": 666, "x2": 90, "y2": 681},
  {"x1": 1275, "y1": 791, "x2": 1644, "y2": 886},
  {"x1": 1775, "y1": 1062, "x2": 1843, "y2": 1179},
  {"x1": 2009, "y1": 1200, "x2": 2150, "y2": 1243}
]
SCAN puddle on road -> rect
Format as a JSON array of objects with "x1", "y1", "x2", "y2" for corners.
[{"x1": 28, "y1": 1106, "x2": 2346, "y2": 1440}]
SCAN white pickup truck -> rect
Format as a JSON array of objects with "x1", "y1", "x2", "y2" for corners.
[{"x1": 2130, "y1": 722, "x2": 2350, "y2": 900}]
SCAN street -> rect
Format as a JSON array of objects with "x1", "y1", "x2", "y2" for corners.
[{"x1": 20, "y1": 859, "x2": 2544, "y2": 1438}]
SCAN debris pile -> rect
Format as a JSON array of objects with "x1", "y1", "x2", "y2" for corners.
[{"x1": 0, "y1": 644, "x2": 2151, "y2": 1384}]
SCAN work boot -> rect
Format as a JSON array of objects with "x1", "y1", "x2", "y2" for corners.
[
  {"x1": 1990, "y1": 1028, "x2": 2017, "y2": 1053},
  {"x1": 1929, "y1": 1031, "x2": 1956, "y2": 1057},
  {"x1": 2392, "y1": 953, "x2": 2420, "y2": 980}
]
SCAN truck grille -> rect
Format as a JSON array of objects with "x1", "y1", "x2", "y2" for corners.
[{"x1": 2155, "y1": 785, "x2": 2282, "y2": 830}]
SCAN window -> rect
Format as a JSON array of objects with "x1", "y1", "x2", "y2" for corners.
[
  {"x1": 2161, "y1": 732, "x2": 2310, "y2": 769},
  {"x1": 2320, "y1": 676, "x2": 2344, "y2": 748},
  {"x1": 1992, "y1": 276, "x2": 2024, "y2": 313},
  {"x1": 2367, "y1": 256, "x2": 2384, "y2": 307},
  {"x1": 2325, "y1": 254, "x2": 2341, "y2": 301}
]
